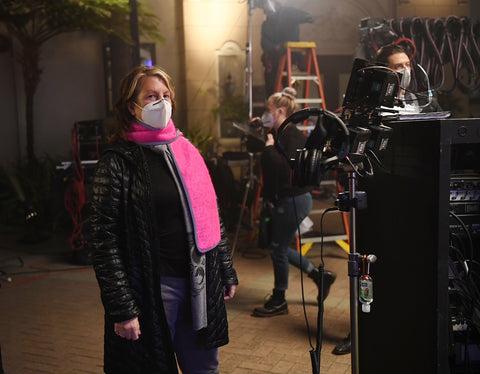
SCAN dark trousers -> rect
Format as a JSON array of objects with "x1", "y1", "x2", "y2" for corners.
[{"x1": 160, "y1": 277, "x2": 219, "y2": 374}]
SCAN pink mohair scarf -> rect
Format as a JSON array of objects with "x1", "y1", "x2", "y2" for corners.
[{"x1": 126, "y1": 120, "x2": 220, "y2": 252}]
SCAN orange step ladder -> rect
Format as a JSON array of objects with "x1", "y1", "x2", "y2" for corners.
[{"x1": 275, "y1": 41, "x2": 326, "y2": 109}]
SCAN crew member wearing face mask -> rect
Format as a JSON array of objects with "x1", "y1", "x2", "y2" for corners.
[
  {"x1": 251, "y1": 87, "x2": 337, "y2": 318},
  {"x1": 379, "y1": 46, "x2": 411, "y2": 100},
  {"x1": 373, "y1": 42, "x2": 442, "y2": 113},
  {"x1": 133, "y1": 98, "x2": 172, "y2": 130}
]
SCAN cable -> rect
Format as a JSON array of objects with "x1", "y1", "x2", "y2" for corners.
[
  {"x1": 448, "y1": 225, "x2": 480, "y2": 371},
  {"x1": 296, "y1": 203, "x2": 339, "y2": 352},
  {"x1": 319, "y1": 208, "x2": 340, "y2": 266},
  {"x1": 64, "y1": 126, "x2": 87, "y2": 252},
  {"x1": 365, "y1": 149, "x2": 389, "y2": 173},
  {"x1": 364, "y1": 16, "x2": 480, "y2": 95},
  {"x1": 291, "y1": 195, "x2": 315, "y2": 351},
  {"x1": 344, "y1": 155, "x2": 374, "y2": 178},
  {"x1": 449, "y1": 210, "x2": 474, "y2": 262},
  {"x1": 361, "y1": 155, "x2": 374, "y2": 177}
]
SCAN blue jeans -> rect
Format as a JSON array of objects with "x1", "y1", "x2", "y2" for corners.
[
  {"x1": 270, "y1": 192, "x2": 315, "y2": 291},
  {"x1": 161, "y1": 277, "x2": 219, "y2": 374}
]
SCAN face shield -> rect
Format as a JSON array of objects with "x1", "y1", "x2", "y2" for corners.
[{"x1": 399, "y1": 67, "x2": 411, "y2": 90}]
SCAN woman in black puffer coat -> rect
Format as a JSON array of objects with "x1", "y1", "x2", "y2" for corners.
[{"x1": 89, "y1": 66, "x2": 238, "y2": 374}]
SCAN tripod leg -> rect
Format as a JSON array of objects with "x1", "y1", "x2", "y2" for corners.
[
  {"x1": 232, "y1": 153, "x2": 259, "y2": 254},
  {"x1": 231, "y1": 180, "x2": 251, "y2": 255},
  {"x1": 247, "y1": 175, "x2": 262, "y2": 245}
]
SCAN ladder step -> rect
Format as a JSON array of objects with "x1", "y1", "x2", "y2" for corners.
[
  {"x1": 290, "y1": 75, "x2": 319, "y2": 81},
  {"x1": 281, "y1": 71, "x2": 318, "y2": 79},
  {"x1": 296, "y1": 98, "x2": 323, "y2": 104},
  {"x1": 285, "y1": 41, "x2": 316, "y2": 49},
  {"x1": 300, "y1": 234, "x2": 349, "y2": 243}
]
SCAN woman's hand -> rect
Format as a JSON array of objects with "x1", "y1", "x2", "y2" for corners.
[
  {"x1": 223, "y1": 284, "x2": 237, "y2": 300},
  {"x1": 114, "y1": 317, "x2": 141, "y2": 340},
  {"x1": 265, "y1": 133, "x2": 275, "y2": 147}
]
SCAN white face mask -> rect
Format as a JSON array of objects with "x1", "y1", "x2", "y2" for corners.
[
  {"x1": 399, "y1": 67, "x2": 411, "y2": 90},
  {"x1": 135, "y1": 99, "x2": 172, "y2": 129},
  {"x1": 261, "y1": 112, "x2": 274, "y2": 128}
]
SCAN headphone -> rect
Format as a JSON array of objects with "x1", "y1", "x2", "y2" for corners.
[{"x1": 276, "y1": 107, "x2": 350, "y2": 187}]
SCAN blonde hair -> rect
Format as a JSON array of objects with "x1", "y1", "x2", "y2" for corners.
[
  {"x1": 110, "y1": 65, "x2": 176, "y2": 143},
  {"x1": 266, "y1": 87, "x2": 298, "y2": 117}
]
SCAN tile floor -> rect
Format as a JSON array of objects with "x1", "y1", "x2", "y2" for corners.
[{"x1": 0, "y1": 218, "x2": 353, "y2": 374}]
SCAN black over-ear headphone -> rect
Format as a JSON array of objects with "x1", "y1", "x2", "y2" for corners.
[{"x1": 276, "y1": 107, "x2": 350, "y2": 187}]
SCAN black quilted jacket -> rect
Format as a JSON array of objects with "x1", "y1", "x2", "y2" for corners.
[{"x1": 89, "y1": 143, "x2": 238, "y2": 374}]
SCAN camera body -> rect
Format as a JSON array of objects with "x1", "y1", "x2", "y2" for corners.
[
  {"x1": 246, "y1": 118, "x2": 268, "y2": 153},
  {"x1": 342, "y1": 58, "x2": 401, "y2": 114}
]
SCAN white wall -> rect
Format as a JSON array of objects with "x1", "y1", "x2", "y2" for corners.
[
  {"x1": 1, "y1": 31, "x2": 105, "y2": 163},
  {"x1": 182, "y1": 0, "x2": 249, "y2": 130},
  {"x1": 34, "y1": 32, "x2": 106, "y2": 160}
]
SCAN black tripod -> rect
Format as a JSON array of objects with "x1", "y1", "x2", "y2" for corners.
[{"x1": 231, "y1": 152, "x2": 260, "y2": 254}]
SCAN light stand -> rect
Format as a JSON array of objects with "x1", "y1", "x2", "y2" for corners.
[
  {"x1": 305, "y1": 161, "x2": 380, "y2": 374},
  {"x1": 245, "y1": 0, "x2": 255, "y2": 119},
  {"x1": 309, "y1": 168, "x2": 363, "y2": 374},
  {"x1": 269, "y1": 102, "x2": 390, "y2": 373},
  {"x1": 337, "y1": 164, "x2": 377, "y2": 374},
  {"x1": 346, "y1": 169, "x2": 360, "y2": 374},
  {"x1": 232, "y1": 0, "x2": 255, "y2": 253}
]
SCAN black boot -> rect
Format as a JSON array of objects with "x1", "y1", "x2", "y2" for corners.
[
  {"x1": 308, "y1": 268, "x2": 337, "y2": 301},
  {"x1": 332, "y1": 333, "x2": 351, "y2": 355},
  {"x1": 252, "y1": 289, "x2": 288, "y2": 317}
]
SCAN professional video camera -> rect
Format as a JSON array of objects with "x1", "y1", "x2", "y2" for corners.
[
  {"x1": 341, "y1": 58, "x2": 402, "y2": 119},
  {"x1": 277, "y1": 58, "x2": 399, "y2": 187},
  {"x1": 340, "y1": 58, "x2": 398, "y2": 162},
  {"x1": 232, "y1": 119, "x2": 267, "y2": 153}
]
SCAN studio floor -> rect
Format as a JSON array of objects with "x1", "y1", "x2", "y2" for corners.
[{"x1": 0, "y1": 222, "x2": 353, "y2": 374}]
